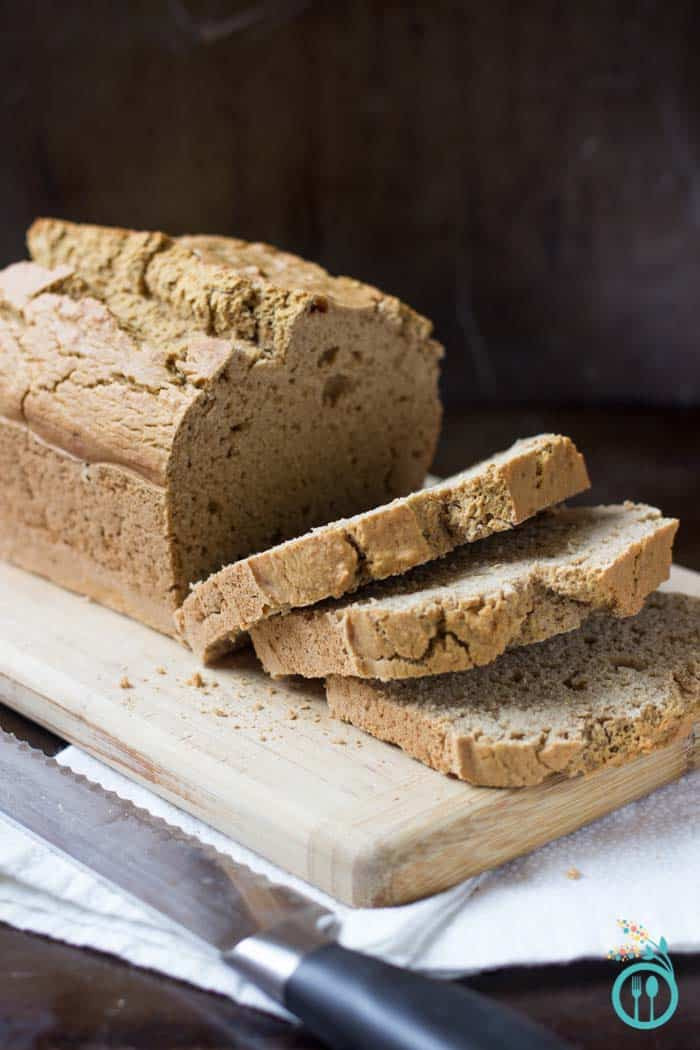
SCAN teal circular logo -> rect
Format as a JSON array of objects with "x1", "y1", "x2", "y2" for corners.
[{"x1": 611, "y1": 962, "x2": 679, "y2": 1030}]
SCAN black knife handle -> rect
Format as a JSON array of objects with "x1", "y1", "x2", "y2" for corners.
[{"x1": 285, "y1": 943, "x2": 571, "y2": 1050}]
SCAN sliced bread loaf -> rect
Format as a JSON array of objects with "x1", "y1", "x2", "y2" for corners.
[
  {"x1": 326, "y1": 591, "x2": 700, "y2": 787},
  {"x1": 0, "y1": 219, "x2": 442, "y2": 634},
  {"x1": 251, "y1": 503, "x2": 677, "y2": 679},
  {"x1": 176, "y1": 434, "x2": 589, "y2": 661}
]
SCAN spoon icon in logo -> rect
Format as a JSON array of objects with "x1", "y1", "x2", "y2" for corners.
[{"x1": 645, "y1": 974, "x2": 659, "y2": 1023}]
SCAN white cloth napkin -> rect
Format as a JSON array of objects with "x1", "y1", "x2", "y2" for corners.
[{"x1": 0, "y1": 745, "x2": 697, "y2": 1019}]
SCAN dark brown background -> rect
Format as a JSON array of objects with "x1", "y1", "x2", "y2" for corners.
[{"x1": 2, "y1": 0, "x2": 700, "y2": 407}]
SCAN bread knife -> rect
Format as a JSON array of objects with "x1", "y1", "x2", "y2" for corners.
[{"x1": 0, "y1": 730, "x2": 570, "y2": 1049}]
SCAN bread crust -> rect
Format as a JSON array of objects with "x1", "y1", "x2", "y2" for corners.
[
  {"x1": 326, "y1": 591, "x2": 700, "y2": 787},
  {"x1": 251, "y1": 504, "x2": 677, "y2": 679},
  {"x1": 177, "y1": 434, "x2": 590, "y2": 661},
  {"x1": 0, "y1": 220, "x2": 442, "y2": 632}
]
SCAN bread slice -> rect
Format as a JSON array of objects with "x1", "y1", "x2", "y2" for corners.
[
  {"x1": 0, "y1": 219, "x2": 441, "y2": 634},
  {"x1": 177, "y1": 434, "x2": 590, "y2": 661},
  {"x1": 326, "y1": 591, "x2": 700, "y2": 787},
  {"x1": 251, "y1": 503, "x2": 677, "y2": 679}
]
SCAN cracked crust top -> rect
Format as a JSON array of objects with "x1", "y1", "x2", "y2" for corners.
[
  {"x1": 0, "y1": 219, "x2": 439, "y2": 482},
  {"x1": 326, "y1": 591, "x2": 700, "y2": 787},
  {"x1": 0, "y1": 219, "x2": 443, "y2": 627},
  {"x1": 250, "y1": 503, "x2": 677, "y2": 679},
  {"x1": 176, "y1": 433, "x2": 590, "y2": 662}
]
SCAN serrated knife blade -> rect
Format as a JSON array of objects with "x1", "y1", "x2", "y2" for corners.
[
  {"x1": 0, "y1": 728, "x2": 570, "y2": 1050},
  {"x1": 0, "y1": 728, "x2": 325, "y2": 951}
]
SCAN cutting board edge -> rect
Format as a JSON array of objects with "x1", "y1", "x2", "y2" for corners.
[{"x1": 338, "y1": 723, "x2": 699, "y2": 906}]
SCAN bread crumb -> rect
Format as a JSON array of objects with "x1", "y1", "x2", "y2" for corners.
[
  {"x1": 214, "y1": 708, "x2": 228, "y2": 718},
  {"x1": 287, "y1": 708, "x2": 298, "y2": 720},
  {"x1": 332, "y1": 737, "x2": 347, "y2": 745},
  {"x1": 299, "y1": 703, "x2": 311, "y2": 711},
  {"x1": 233, "y1": 724, "x2": 241, "y2": 729},
  {"x1": 119, "y1": 676, "x2": 133, "y2": 690},
  {"x1": 186, "y1": 672, "x2": 205, "y2": 688},
  {"x1": 259, "y1": 734, "x2": 268, "y2": 742},
  {"x1": 270, "y1": 687, "x2": 278, "y2": 695},
  {"x1": 254, "y1": 702, "x2": 265, "y2": 711},
  {"x1": 155, "y1": 666, "x2": 167, "y2": 675},
  {"x1": 566, "y1": 867, "x2": 583, "y2": 880},
  {"x1": 210, "y1": 681, "x2": 219, "y2": 689}
]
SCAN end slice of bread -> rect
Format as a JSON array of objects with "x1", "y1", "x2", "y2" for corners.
[
  {"x1": 251, "y1": 503, "x2": 677, "y2": 679},
  {"x1": 177, "y1": 433, "x2": 589, "y2": 661},
  {"x1": 326, "y1": 591, "x2": 700, "y2": 787}
]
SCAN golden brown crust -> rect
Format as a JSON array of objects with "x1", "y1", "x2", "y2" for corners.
[
  {"x1": 326, "y1": 591, "x2": 700, "y2": 787},
  {"x1": 177, "y1": 434, "x2": 589, "y2": 662},
  {"x1": 251, "y1": 504, "x2": 677, "y2": 679},
  {"x1": 0, "y1": 219, "x2": 442, "y2": 632}
]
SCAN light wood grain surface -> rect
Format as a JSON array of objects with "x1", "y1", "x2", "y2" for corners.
[{"x1": 0, "y1": 562, "x2": 696, "y2": 907}]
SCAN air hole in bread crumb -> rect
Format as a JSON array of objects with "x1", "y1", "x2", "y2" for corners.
[
  {"x1": 322, "y1": 373, "x2": 353, "y2": 406},
  {"x1": 564, "y1": 674, "x2": 588, "y2": 691},
  {"x1": 612, "y1": 657, "x2": 648, "y2": 672},
  {"x1": 318, "y1": 345, "x2": 339, "y2": 366}
]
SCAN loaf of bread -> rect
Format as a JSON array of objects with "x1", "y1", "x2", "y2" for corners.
[
  {"x1": 0, "y1": 219, "x2": 442, "y2": 634},
  {"x1": 251, "y1": 503, "x2": 677, "y2": 679},
  {"x1": 326, "y1": 591, "x2": 700, "y2": 786},
  {"x1": 177, "y1": 434, "x2": 590, "y2": 661}
]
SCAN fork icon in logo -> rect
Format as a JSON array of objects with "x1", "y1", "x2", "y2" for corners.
[{"x1": 630, "y1": 974, "x2": 642, "y2": 1022}]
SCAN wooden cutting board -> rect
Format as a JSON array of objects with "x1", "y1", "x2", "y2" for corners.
[{"x1": 0, "y1": 561, "x2": 697, "y2": 908}]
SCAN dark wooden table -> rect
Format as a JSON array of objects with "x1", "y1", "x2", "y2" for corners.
[{"x1": 1, "y1": 410, "x2": 698, "y2": 1050}]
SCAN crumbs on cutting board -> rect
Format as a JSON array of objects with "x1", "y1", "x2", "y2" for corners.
[
  {"x1": 165, "y1": 671, "x2": 329, "y2": 741},
  {"x1": 119, "y1": 676, "x2": 133, "y2": 690},
  {"x1": 566, "y1": 867, "x2": 583, "y2": 880},
  {"x1": 155, "y1": 666, "x2": 167, "y2": 675}
]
